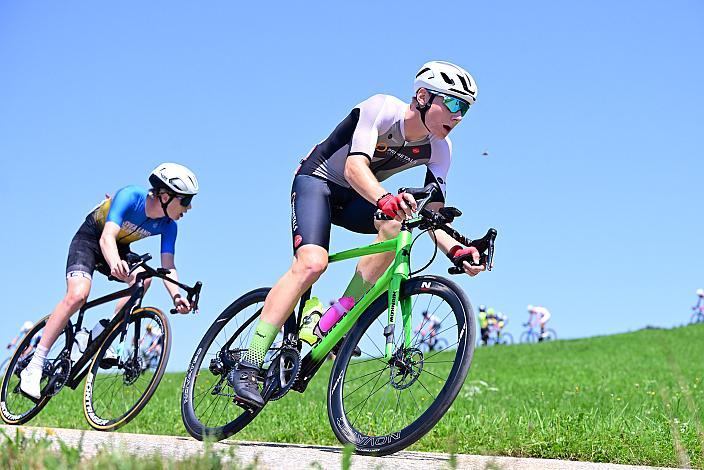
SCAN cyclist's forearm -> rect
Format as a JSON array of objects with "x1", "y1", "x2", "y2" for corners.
[
  {"x1": 99, "y1": 233, "x2": 123, "y2": 269},
  {"x1": 344, "y1": 156, "x2": 388, "y2": 204},
  {"x1": 162, "y1": 268, "x2": 182, "y2": 301},
  {"x1": 429, "y1": 228, "x2": 459, "y2": 255}
]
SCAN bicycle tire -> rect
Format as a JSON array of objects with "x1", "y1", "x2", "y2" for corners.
[
  {"x1": 327, "y1": 275, "x2": 475, "y2": 456},
  {"x1": 181, "y1": 287, "x2": 297, "y2": 441},
  {"x1": 0, "y1": 316, "x2": 70, "y2": 424},
  {"x1": 544, "y1": 328, "x2": 557, "y2": 341},
  {"x1": 521, "y1": 330, "x2": 538, "y2": 343},
  {"x1": 499, "y1": 332, "x2": 513, "y2": 345},
  {"x1": 83, "y1": 307, "x2": 171, "y2": 431}
]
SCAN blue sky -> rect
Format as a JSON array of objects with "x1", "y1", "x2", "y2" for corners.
[{"x1": 1, "y1": 1, "x2": 702, "y2": 369}]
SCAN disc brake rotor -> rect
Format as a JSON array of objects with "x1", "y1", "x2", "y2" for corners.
[{"x1": 389, "y1": 347, "x2": 424, "y2": 390}]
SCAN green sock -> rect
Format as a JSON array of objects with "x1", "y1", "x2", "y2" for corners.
[
  {"x1": 342, "y1": 271, "x2": 374, "y2": 304},
  {"x1": 243, "y1": 319, "x2": 280, "y2": 368}
]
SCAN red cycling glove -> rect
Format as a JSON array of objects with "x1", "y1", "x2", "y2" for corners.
[
  {"x1": 376, "y1": 193, "x2": 404, "y2": 219},
  {"x1": 448, "y1": 245, "x2": 476, "y2": 265}
]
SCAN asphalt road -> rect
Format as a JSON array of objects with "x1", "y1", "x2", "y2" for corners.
[{"x1": 0, "y1": 425, "x2": 675, "y2": 470}]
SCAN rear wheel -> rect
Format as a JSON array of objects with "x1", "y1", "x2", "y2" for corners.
[
  {"x1": 180, "y1": 288, "x2": 297, "y2": 441},
  {"x1": 0, "y1": 316, "x2": 70, "y2": 424},
  {"x1": 327, "y1": 275, "x2": 475, "y2": 456},
  {"x1": 83, "y1": 307, "x2": 171, "y2": 431},
  {"x1": 497, "y1": 332, "x2": 513, "y2": 345},
  {"x1": 542, "y1": 328, "x2": 557, "y2": 341}
]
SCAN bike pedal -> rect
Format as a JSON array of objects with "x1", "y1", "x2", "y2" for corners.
[{"x1": 233, "y1": 396, "x2": 261, "y2": 413}]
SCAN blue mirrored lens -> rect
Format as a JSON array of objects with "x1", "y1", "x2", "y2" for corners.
[{"x1": 443, "y1": 96, "x2": 470, "y2": 116}]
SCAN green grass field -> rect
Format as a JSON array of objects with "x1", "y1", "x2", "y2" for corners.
[{"x1": 14, "y1": 324, "x2": 704, "y2": 467}]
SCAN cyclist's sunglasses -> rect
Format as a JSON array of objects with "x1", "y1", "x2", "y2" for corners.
[
  {"x1": 173, "y1": 193, "x2": 194, "y2": 207},
  {"x1": 430, "y1": 92, "x2": 471, "y2": 117}
]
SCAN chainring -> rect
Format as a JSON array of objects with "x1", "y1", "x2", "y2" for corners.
[
  {"x1": 263, "y1": 347, "x2": 301, "y2": 401},
  {"x1": 45, "y1": 357, "x2": 72, "y2": 397}
]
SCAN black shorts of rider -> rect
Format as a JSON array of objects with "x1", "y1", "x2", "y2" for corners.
[
  {"x1": 291, "y1": 174, "x2": 377, "y2": 252},
  {"x1": 65, "y1": 217, "x2": 131, "y2": 280}
]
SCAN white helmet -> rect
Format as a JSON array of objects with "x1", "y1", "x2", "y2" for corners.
[
  {"x1": 21, "y1": 321, "x2": 33, "y2": 333},
  {"x1": 697, "y1": 289, "x2": 704, "y2": 297},
  {"x1": 414, "y1": 61, "x2": 478, "y2": 105},
  {"x1": 149, "y1": 163, "x2": 199, "y2": 195},
  {"x1": 526, "y1": 305, "x2": 535, "y2": 312}
]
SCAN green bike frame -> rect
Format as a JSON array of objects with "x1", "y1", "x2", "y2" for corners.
[{"x1": 307, "y1": 226, "x2": 416, "y2": 362}]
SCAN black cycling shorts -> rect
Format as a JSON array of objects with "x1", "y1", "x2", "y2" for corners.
[
  {"x1": 65, "y1": 217, "x2": 131, "y2": 279},
  {"x1": 290, "y1": 174, "x2": 378, "y2": 252}
]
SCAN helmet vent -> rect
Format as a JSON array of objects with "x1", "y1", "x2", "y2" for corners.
[
  {"x1": 440, "y1": 72, "x2": 455, "y2": 85},
  {"x1": 416, "y1": 67, "x2": 431, "y2": 78},
  {"x1": 457, "y1": 75, "x2": 472, "y2": 93}
]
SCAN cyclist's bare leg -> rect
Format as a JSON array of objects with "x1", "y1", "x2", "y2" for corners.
[
  {"x1": 20, "y1": 276, "x2": 91, "y2": 396},
  {"x1": 260, "y1": 244, "x2": 329, "y2": 328},
  {"x1": 39, "y1": 276, "x2": 92, "y2": 350}
]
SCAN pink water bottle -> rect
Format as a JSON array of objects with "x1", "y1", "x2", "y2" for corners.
[{"x1": 318, "y1": 296, "x2": 355, "y2": 334}]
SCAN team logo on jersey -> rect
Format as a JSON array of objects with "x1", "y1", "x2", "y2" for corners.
[
  {"x1": 412, "y1": 147, "x2": 420, "y2": 155},
  {"x1": 294, "y1": 234, "x2": 303, "y2": 248}
]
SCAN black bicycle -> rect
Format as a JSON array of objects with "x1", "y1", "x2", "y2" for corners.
[
  {"x1": 0, "y1": 253, "x2": 201, "y2": 431},
  {"x1": 181, "y1": 183, "x2": 495, "y2": 456}
]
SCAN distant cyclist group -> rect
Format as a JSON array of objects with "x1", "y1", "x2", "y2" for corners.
[{"x1": 476, "y1": 304, "x2": 556, "y2": 346}]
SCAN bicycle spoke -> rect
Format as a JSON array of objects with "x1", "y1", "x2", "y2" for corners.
[{"x1": 344, "y1": 365, "x2": 389, "y2": 401}]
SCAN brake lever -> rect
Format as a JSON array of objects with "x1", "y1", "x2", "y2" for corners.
[
  {"x1": 170, "y1": 281, "x2": 202, "y2": 315},
  {"x1": 447, "y1": 228, "x2": 497, "y2": 275}
]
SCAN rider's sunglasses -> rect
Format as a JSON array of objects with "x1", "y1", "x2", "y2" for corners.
[
  {"x1": 172, "y1": 194, "x2": 193, "y2": 207},
  {"x1": 430, "y1": 91, "x2": 471, "y2": 117}
]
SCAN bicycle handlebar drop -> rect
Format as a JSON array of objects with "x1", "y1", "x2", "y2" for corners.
[
  {"x1": 372, "y1": 183, "x2": 498, "y2": 275},
  {"x1": 109, "y1": 252, "x2": 202, "y2": 314}
]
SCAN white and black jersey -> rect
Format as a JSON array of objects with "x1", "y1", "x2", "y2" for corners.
[{"x1": 296, "y1": 94, "x2": 451, "y2": 201}]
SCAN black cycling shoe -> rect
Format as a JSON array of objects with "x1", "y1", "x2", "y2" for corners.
[
  {"x1": 332, "y1": 337, "x2": 361, "y2": 357},
  {"x1": 227, "y1": 361, "x2": 264, "y2": 409}
]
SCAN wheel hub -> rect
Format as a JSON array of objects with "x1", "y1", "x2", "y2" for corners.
[
  {"x1": 123, "y1": 355, "x2": 143, "y2": 385},
  {"x1": 389, "y1": 347, "x2": 424, "y2": 390}
]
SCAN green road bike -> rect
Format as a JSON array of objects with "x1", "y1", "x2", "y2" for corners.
[{"x1": 180, "y1": 183, "x2": 496, "y2": 456}]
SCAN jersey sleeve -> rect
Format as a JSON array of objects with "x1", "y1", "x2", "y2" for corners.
[
  {"x1": 425, "y1": 137, "x2": 452, "y2": 202},
  {"x1": 160, "y1": 221, "x2": 177, "y2": 255},
  {"x1": 106, "y1": 187, "x2": 139, "y2": 226},
  {"x1": 348, "y1": 95, "x2": 395, "y2": 160}
]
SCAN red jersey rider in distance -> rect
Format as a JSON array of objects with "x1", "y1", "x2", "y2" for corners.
[{"x1": 229, "y1": 61, "x2": 485, "y2": 409}]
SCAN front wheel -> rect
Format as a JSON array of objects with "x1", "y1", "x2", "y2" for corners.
[
  {"x1": 520, "y1": 330, "x2": 538, "y2": 343},
  {"x1": 690, "y1": 312, "x2": 704, "y2": 324},
  {"x1": 327, "y1": 275, "x2": 475, "y2": 456},
  {"x1": 83, "y1": 307, "x2": 171, "y2": 431}
]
